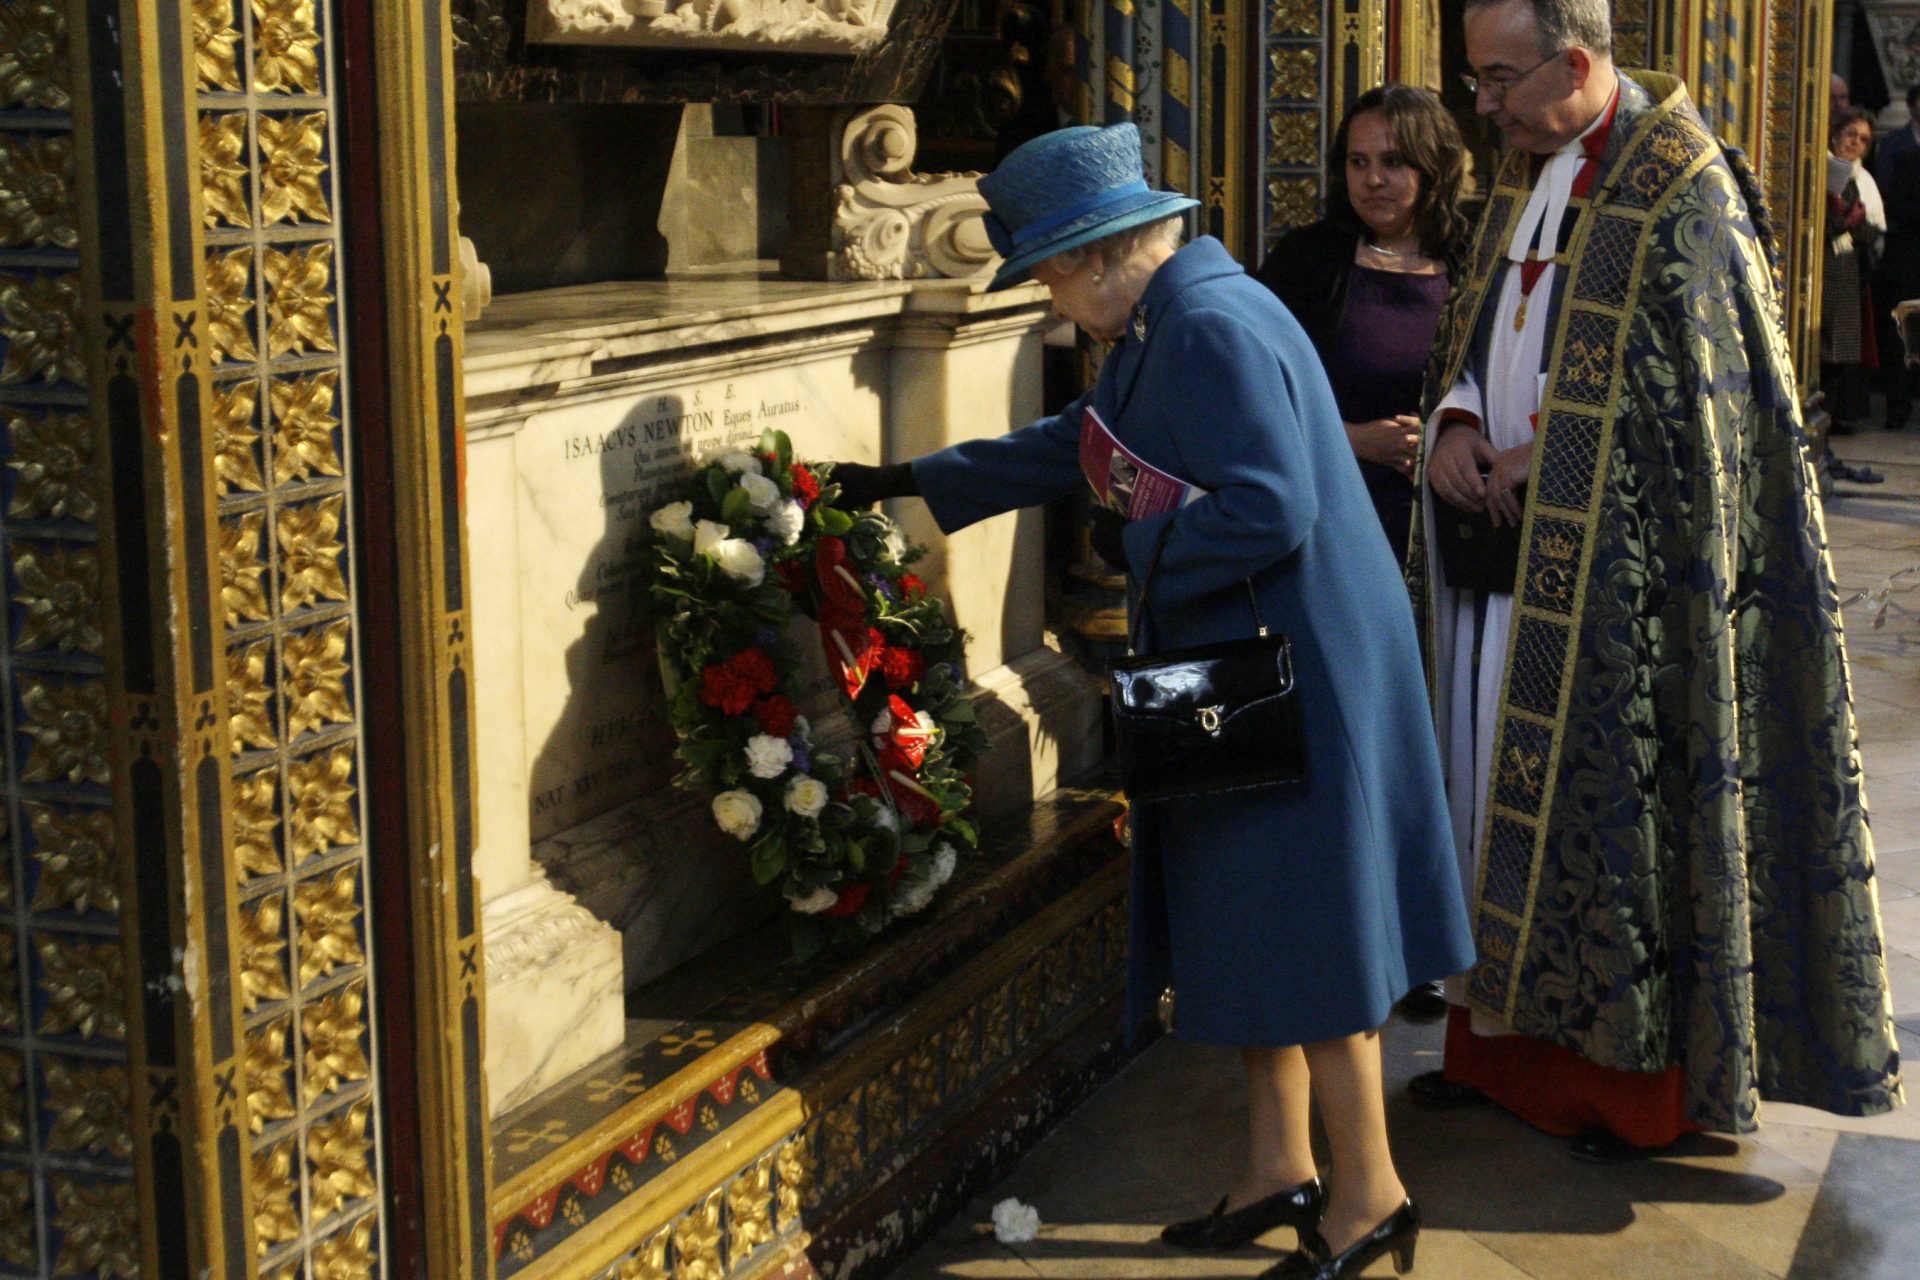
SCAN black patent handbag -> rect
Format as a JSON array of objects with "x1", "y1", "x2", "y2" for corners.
[{"x1": 1108, "y1": 526, "x2": 1308, "y2": 803}]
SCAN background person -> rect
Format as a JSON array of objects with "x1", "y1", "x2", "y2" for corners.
[
  {"x1": 836, "y1": 123, "x2": 1474, "y2": 1280},
  {"x1": 1411, "y1": 0, "x2": 1901, "y2": 1159},
  {"x1": 1823, "y1": 106, "x2": 1885, "y2": 433},
  {"x1": 1875, "y1": 81, "x2": 1920, "y2": 429}
]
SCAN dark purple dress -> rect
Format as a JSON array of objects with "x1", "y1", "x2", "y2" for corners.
[{"x1": 1320, "y1": 263, "x2": 1452, "y2": 566}]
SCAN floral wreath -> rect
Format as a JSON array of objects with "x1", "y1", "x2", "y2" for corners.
[{"x1": 639, "y1": 429, "x2": 986, "y2": 957}]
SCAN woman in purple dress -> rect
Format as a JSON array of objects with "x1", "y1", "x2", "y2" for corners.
[
  {"x1": 1256, "y1": 84, "x2": 1470, "y2": 1027},
  {"x1": 1256, "y1": 85, "x2": 1470, "y2": 572}
]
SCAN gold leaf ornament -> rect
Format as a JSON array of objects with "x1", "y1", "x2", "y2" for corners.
[
  {"x1": 0, "y1": 132, "x2": 77, "y2": 249},
  {"x1": 247, "y1": 1016, "x2": 298, "y2": 1131},
  {"x1": 36, "y1": 935, "x2": 127, "y2": 1041},
  {"x1": 193, "y1": 0, "x2": 245, "y2": 91},
  {"x1": 295, "y1": 866, "x2": 364, "y2": 988},
  {"x1": 228, "y1": 639, "x2": 278, "y2": 753},
  {"x1": 6, "y1": 410, "x2": 96, "y2": 521},
  {"x1": 671, "y1": 1191, "x2": 725, "y2": 1280},
  {"x1": 312, "y1": 1213, "x2": 378, "y2": 1280},
  {"x1": 206, "y1": 246, "x2": 258, "y2": 364},
  {"x1": 0, "y1": 4, "x2": 70, "y2": 111},
  {"x1": 278, "y1": 494, "x2": 348, "y2": 613},
  {"x1": 252, "y1": 0, "x2": 324, "y2": 95},
  {"x1": 199, "y1": 112, "x2": 251, "y2": 228},
  {"x1": 222, "y1": 511, "x2": 272, "y2": 627},
  {"x1": 26, "y1": 803, "x2": 119, "y2": 917},
  {"x1": 259, "y1": 112, "x2": 333, "y2": 223},
  {"x1": 271, "y1": 370, "x2": 343, "y2": 482},
  {"x1": 289, "y1": 745, "x2": 359, "y2": 860},
  {"x1": 239, "y1": 892, "x2": 291, "y2": 1011},
  {"x1": 213, "y1": 377, "x2": 265, "y2": 492},
  {"x1": 252, "y1": 1138, "x2": 302, "y2": 1253},
  {"x1": 43, "y1": 1061, "x2": 132, "y2": 1159},
  {"x1": 12, "y1": 544, "x2": 103, "y2": 655},
  {"x1": 0, "y1": 273, "x2": 84, "y2": 385},
  {"x1": 282, "y1": 617, "x2": 353, "y2": 736},
  {"x1": 19, "y1": 677, "x2": 109, "y2": 786},
  {"x1": 0, "y1": 1170, "x2": 29, "y2": 1268},
  {"x1": 235, "y1": 769, "x2": 283, "y2": 880},
  {"x1": 0, "y1": 1054, "x2": 22, "y2": 1147},
  {"x1": 301, "y1": 982, "x2": 371, "y2": 1104},
  {"x1": 307, "y1": 1099, "x2": 376, "y2": 1219},
  {"x1": 51, "y1": 1177, "x2": 138, "y2": 1279},
  {"x1": 265, "y1": 242, "x2": 337, "y2": 357}
]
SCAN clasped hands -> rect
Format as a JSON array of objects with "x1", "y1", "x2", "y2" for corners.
[{"x1": 1425, "y1": 422, "x2": 1533, "y2": 528}]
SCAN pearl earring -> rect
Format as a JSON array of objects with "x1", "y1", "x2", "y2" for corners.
[{"x1": 1091, "y1": 271, "x2": 1106, "y2": 283}]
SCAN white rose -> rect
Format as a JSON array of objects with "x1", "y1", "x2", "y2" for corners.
[
  {"x1": 712, "y1": 789, "x2": 762, "y2": 840},
  {"x1": 931, "y1": 842, "x2": 957, "y2": 885},
  {"x1": 693, "y1": 519, "x2": 731, "y2": 556},
  {"x1": 870, "y1": 803, "x2": 900, "y2": 835},
  {"x1": 739, "y1": 472, "x2": 782, "y2": 513},
  {"x1": 767, "y1": 499, "x2": 805, "y2": 546},
  {"x1": 789, "y1": 885, "x2": 839, "y2": 914},
  {"x1": 717, "y1": 451, "x2": 763, "y2": 476},
  {"x1": 785, "y1": 775, "x2": 829, "y2": 818},
  {"x1": 650, "y1": 500, "x2": 695, "y2": 542},
  {"x1": 883, "y1": 523, "x2": 907, "y2": 561},
  {"x1": 706, "y1": 538, "x2": 765, "y2": 586},
  {"x1": 745, "y1": 733, "x2": 794, "y2": 779}
]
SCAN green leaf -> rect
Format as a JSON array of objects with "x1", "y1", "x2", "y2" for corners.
[
  {"x1": 819, "y1": 507, "x2": 854, "y2": 536},
  {"x1": 706, "y1": 469, "x2": 731, "y2": 508},
  {"x1": 939, "y1": 699, "x2": 976, "y2": 725},
  {"x1": 721, "y1": 487, "x2": 753, "y2": 526},
  {"x1": 750, "y1": 835, "x2": 788, "y2": 884}
]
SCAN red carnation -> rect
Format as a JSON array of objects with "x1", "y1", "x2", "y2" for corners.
[
  {"x1": 824, "y1": 882, "x2": 871, "y2": 918},
  {"x1": 791, "y1": 464, "x2": 820, "y2": 508},
  {"x1": 775, "y1": 559, "x2": 811, "y2": 596},
  {"x1": 698, "y1": 665, "x2": 753, "y2": 716},
  {"x1": 752, "y1": 695, "x2": 800, "y2": 738},
  {"x1": 898, "y1": 573, "x2": 927, "y2": 600},
  {"x1": 877, "y1": 645, "x2": 926, "y2": 691},
  {"x1": 733, "y1": 647, "x2": 778, "y2": 695}
]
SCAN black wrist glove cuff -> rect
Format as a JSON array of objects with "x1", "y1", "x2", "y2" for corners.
[
  {"x1": 1088, "y1": 506, "x2": 1130, "y2": 572},
  {"x1": 833, "y1": 460, "x2": 919, "y2": 508}
]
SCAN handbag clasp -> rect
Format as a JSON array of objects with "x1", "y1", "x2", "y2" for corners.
[{"x1": 1198, "y1": 705, "x2": 1224, "y2": 734}]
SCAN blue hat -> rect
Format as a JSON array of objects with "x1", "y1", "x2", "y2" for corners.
[{"x1": 978, "y1": 124, "x2": 1200, "y2": 292}]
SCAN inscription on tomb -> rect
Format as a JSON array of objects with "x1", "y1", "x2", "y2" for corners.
[{"x1": 516, "y1": 356, "x2": 880, "y2": 840}]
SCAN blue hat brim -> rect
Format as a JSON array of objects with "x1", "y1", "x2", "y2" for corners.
[{"x1": 986, "y1": 190, "x2": 1201, "y2": 292}]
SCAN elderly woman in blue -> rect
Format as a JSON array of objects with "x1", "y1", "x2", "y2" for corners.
[{"x1": 835, "y1": 125, "x2": 1472, "y2": 1280}]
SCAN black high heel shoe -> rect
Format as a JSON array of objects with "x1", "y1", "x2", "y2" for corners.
[
  {"x1": 1258, "y1": 1200, "x2": 1420, "y2": 1279},
  {"x1": 1160, "y1": 1177, "x2": 1326, "y2": 1249}
]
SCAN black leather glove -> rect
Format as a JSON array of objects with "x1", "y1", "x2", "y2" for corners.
[
  {"x1": 831, "y1": 461, "x2": 919, "y2": 508},
  {"x1": 1088, "y1": 505, "x2": 1130, "y2": 573}
]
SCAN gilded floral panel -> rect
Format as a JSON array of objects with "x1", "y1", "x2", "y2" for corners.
[
  {"x1": 306, "y1": 1097, "x2": 375, "y2": 1222},
  {"x1": 281, "y1": 616, "x2": 354, "y2": 739},
  {"x1": 299, "y1": 979, "x2": 371, "y2": 1106},
  {"x1": 294, "y1": 865, "x2": 363, "y2": 990},
  {"x1": 24, "y1": 802, "x2": 118, "y2": 918},
  {"x1": 0, "y1": 1052, "x2": 22, "y2": 1149},
  {"x1": 0, "y1": 272, "x2": 84, "y2": 386},
  {"x1": 264, "y1": 242, "x2": 337, "y2": 359},
  {"x1": 41, "y1": 1060, "x2": 132, "y2": 1161},
  {"x1": 239, "y1": 891, "x2": 293, "y2": 1014},
  {"x1": 259, "y1": 112, "x2": 333, "y2": 224},
  {"x1": 0, "y1": 3, "x2": 71, "y2": 111},
  {"x1": 5, "y1": 409, "x2": 95, "y2": 522},
  {"x1": 246, "y1": 1015, "x2": 298, "y2": 1132},
  {"x1": 33, "y1": 934, "x2": 126, "y2": 1042},
  {"x1": 251, "y1": 0, "x2": 325, "y2": 96},
  {"x1": 287, "y1": 743, "x2": 359, "y2": 862},
  {"x1": 212, "y1": 377, "x2": 267, "y2": 495},
  {"x1": 49, "y1": 1175, "x2": 137, "y2": 1279},
  {"x1": 0, "y1": 1169, "x2": 32, "y2": 1266},
  {"x1": 194, "y1": 0, "x2": 246, "y2": 92},
  {"x1": 0, "y1": 133, "x2": 78, "y2": 250},
  {"x1": 11, "y1": 542, "x2": 103, "y2": 657}
]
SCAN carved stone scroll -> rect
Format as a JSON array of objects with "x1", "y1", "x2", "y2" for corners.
[
  {"x1": 527, "y1": 0, "x2": 902, "y2": 56},
  {"x1": 830, "y1": 105, "x2": 996, "y2": 282}
]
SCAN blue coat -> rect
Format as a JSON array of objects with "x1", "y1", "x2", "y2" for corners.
[{"x1": 914, "y1": 237, "x2": 1474, "y2": 1046}]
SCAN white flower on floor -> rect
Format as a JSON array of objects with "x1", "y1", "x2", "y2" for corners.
[
  {"x1": 712, "y1": 789, "x2": 762, "y2": 840},
  {"x1": 990, "y1": 1198, "x2": 1041, "y2": 1243},
  {"x1": 745, "y1": 733, "x2": 794, "y2": 779},
  {"x1": 649, "y1": 500, "x2": 695, "y2": 542},
  {"x1": 931, "y1": 841, "x2": 957, "y2": 885},
  {"x1": 785, "y1": 775, "x2": 829, "y2": 818}
]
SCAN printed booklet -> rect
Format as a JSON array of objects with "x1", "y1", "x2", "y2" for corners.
[{"x1": 1078, "y1": 405, "x2": 1206, "y2": 519}]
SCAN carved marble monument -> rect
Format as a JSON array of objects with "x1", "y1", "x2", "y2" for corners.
[{"x1": 529, "y1": 0, "x2": 904, "y2": 55}]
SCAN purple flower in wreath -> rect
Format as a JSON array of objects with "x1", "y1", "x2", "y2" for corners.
[
  {"x1": 755, "y1": 627, "x2": 780, "y2": 647},
  {"x1": 867, "y1": 572, "x2": 895, "y2": 598},
  {"x1": 789, "y1": 741, "x2": 812, "y2": 774}
]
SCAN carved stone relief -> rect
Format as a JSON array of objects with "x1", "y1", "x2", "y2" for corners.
[
  {"x1": 830, "y1": 105, "x2": 995, "y2": 281},
  {"x1": 1863, "y1": 4, "x2": 1920, "y2": 106},
  {"x1": 528, "y1": 0, "x2": 904, "y2": 56}
]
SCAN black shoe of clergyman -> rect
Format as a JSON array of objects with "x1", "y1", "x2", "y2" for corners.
[
  {"x1": 1160, "y1": 1178, "x2": 1326, "y2": 1250},
  {"x1": 1407, "y1": 1069, "x2": 1483, "y2": 1110},
  {"x1": 1259, "y1": 1201, "x2": 1421, "y2": 1279},
  {"x1": 1396, "y1": 981, "x2": 1448, "y2": 1024},
  {"x1": 1566, "y1": 1125, "x2": 1677, "y2": 1164}
]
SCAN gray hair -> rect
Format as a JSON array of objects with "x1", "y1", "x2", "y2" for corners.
[
  {"x1": 1042, "y1": 214, "x2": 1186, "y2": 276},
  {"x1": 1466, "y1": 0, "x2": 1612, "y2": 59}
]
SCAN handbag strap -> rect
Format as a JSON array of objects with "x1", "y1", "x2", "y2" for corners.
[{"x1": 1129, "y1": 523, "x2": 1268, "y2": 655}]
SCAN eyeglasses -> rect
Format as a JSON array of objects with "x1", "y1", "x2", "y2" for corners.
[{"x1": 1460, "y1": 49, "x2": 1566, "y2": 102}]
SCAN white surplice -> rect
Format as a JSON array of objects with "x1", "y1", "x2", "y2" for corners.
[{"x1": 1422, "y1": 95, "x2": 1615, "y2": 1028}]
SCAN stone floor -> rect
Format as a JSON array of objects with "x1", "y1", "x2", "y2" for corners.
[{"x1": 891, "y1": 425, "x2": 1920, "y2": 1280}]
